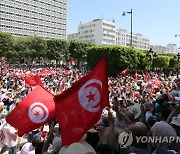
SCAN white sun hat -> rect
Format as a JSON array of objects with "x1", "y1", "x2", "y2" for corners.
[
  {"x1": 59, "y1": 141, "x2": 96, "y2": 154},
  {"x1": 170, "y1": 117, "x2": 180, "y2": 127},
  {"x1": 129, "y1": 103, "x2": 141, "y2": 119},
  {"x1": 174, "y1": 97, "x2": 180, "y2": 101}
]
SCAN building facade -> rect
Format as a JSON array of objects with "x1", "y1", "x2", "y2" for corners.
[
  {"x1": 67, "y1": 33, "x2": 79, "y2": 41},
  {"x1": 78, "y1": 19, "x2": 116, "y2": 45},
  {"x1": 116, "y1": 29, "x2": 149, "y2": 50},
  {"x1": 68, "y1": 19, "x2": 149, "y2": 50},
  {"x1": 0, "y1": 0, "x2": 67, "y2": 39},
  {"x1": 166, "y1": 43, "x2": 178, "y2": 54},
  {"x1": 150, "y1": 45, "x2": 168, "y2": 54}
]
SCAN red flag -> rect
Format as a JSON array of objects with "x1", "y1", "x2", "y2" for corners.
[
  {"x1": 60, "y1": 80, "x2": 65, "y2": 90},
  {"x1": 25, "y1": 71, "x2": 35, "y2": 76},
  {"x1": 2, "y1": 67, "x2": 7, "y2": 73},
  {"x1": 134, "y1": 70, "x2": 138, "y2": 80},
  {"x1": 38, "y1": 68, "x2": 54, "y2": 76},
  {"x1": 25, "y1": 74, "x2": 42, "y2": 87},
  {"x1": 2, "y1": 58, "x2": 7, "y2": 73},
  {"x1": 54, "y1": 54, "x2": 108, "y2": 145},
  {"x1": 6, "y1": 85, "x2": 55, "y2": 136},
  {"x1": 120, "y1": 68, "x2": 128, "y2": 75},
  {"x1": 14, "y1": 72, "x2": 26, "y2": 78},
  {"x1": 70, "y1": 60, "x2": 77, "y2": 66},
  {"x1": 151, "y1": 78, "x2": 161, "y2": 87},
  {"x1": 144, "y1": 72, "x2": 149, "y2": 81},
  {"x1": 64, "y1": 69, "x2": 70, "y2": 75}
]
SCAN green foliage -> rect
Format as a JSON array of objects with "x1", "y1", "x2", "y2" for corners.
[
  {"x1": 87, "y1": 46, "x2": 147, "y2": 75},
  {"x1": 69, "y1": 41, "x2": 93, "y2": 62},
  {"x1": 0, "y1": 31, "x2": 178, "y2": 71},
  {"x1": 0, "y1": 32, "x2": 14, "y2": 57},
  {"x1": 152, "y1": 56, "x2": 170, "y2": 68},
  {"x1": 25, "y1": 36, "x2": 47, "y2": 59},
  {"x1": 169, "y1": 58, "x2": 178, "y2": 68},
  {"x1": 47, "y1": 39, "x2": 69, "y2": 61},
  {"x1": 14, "y1": 37, "x2": 27, "y2": 61},
  {"x1": 5, "y1": 50, "x2": 19, "y2": 62}
]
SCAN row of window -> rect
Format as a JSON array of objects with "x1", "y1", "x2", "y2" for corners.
[
  {"x1": 1, "y1": 0, "x2": 66, "y2": 11},
  {"x1": 79, "y1": 24, "x2": 96, "y2": 30},
  {"x1": 12, "y1": 32, "x2": 65, "y2": 39},
  {"x1": 79, "y1": 34, "x2": 94, "y2": 39},
  {"x1": 0, "y1": 12, "x2": 66, "y2": 25},
  {"x1": 1, "y1": 22, "x2": 66, "y2": 31},
  {"x1": 103, "y1": 34, "x2": 115, "y2": 38},
  {"x1": 0, "y1": 5, "x2": 66, "y2": 19},
  {"x1": 1, "y1": 30, "x2": 66, "y2": 39},
  {"x1": 0, "y1": 25, "x2": 66, "y2": 33},
  {"x1": 102, "y1": 23, "x2": 115, "y2": 29}
]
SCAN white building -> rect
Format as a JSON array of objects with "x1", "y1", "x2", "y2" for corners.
[
  {"x1": 116, "y1": 29, "x2": 150, "y2": 50},
  {"x1": 166, "y1": 43, "x2": 178, "y2": 54},
  {"x1": 67, "y1": 33, "x2": 79, "y2": 41},
  {"x1": 0, "y1": 0, "x2": 67, "y2": 39},
  {"x1": 78, "y1": 19, "x2": 116, "y2": 45},
  {"x1": 68, "y1": 19, "x2": 149, "y2": 50},
  {"x1": 115, "y1": 29, "x2": 127, "y2": 46},
  {"x1": 150, "y1": 45, "x2": 168, "y2": 54}
]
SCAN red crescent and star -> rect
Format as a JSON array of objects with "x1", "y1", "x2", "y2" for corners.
[
  {"x1": 86, "y1": 91, "x2": 95, "y2": 102},
  {"x1": 31, "y1": 104, "x2": 46, "y2": 120}
]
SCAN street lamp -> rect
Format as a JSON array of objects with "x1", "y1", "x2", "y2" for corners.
[
  {"x1": 174, "y1": 53, "x2": 180, "y2": 78},
  {"x1": 175, "y1": 34, "x2": 180, "y2": 37},
  {"x1": 122, "y1": 9, "x2": 133, "y2": 47},
  {"x1": 146, "y1": 48, "x2": 158, "y2": 71}
]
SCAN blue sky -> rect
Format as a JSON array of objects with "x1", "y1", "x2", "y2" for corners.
[{"x1": 67, "y1": 0, "x2": 180, "y2": 47}]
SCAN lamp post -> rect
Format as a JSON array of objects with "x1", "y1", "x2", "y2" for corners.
[
  {"x1": 122, "y1": 9, "x2": 133, "y2": 47},
  {"x1": 174, "y1": 53, "x2": 180, "y2": 78},
  {"x1": 175, "y1": 34, "x2": 180, "y2": 37},
  {"x1": 146, "y1": 48, "x2": 158, "y2": 71},
  {"x1": 146, "y1": 48, "x2": 153, "y2": 71}
]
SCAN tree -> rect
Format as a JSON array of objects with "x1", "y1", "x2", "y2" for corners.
[
  {"x1": 152, "y1": 56, "x2": 170, "y2": 68},
  {"x1": 5, "y1": 50, "x2": 19, "y2": 63},
  {"x1": 0, "y1": 32, "x2": 14, "y2": 58},
  {"x1": 69, "y1": 41, "x2": 93, "y2": 67},
  {"x1": 47, "y1": 39, "x2": 69, "y2": 62},
  {"x1": 169, "y1": 57, "x2": 178, "y2": 68},
  {"x1": 25, "y1": 36, "x2": 47, "y2": 61},
  {"x1": 14, "y1": 37, "x2": 28, "y2": 62},
  {"x1": 87, "y1": 46, "x2": 147, "y2": 75}
]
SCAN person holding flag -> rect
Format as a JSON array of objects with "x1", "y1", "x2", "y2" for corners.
[
  {"x1": 6, "y1": 85, "x2": 55, "y2": 137},
  {"x1": 54, "y1": 53, "x2": 109, "y2": 147}
]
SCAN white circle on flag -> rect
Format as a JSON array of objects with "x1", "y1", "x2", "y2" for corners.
[
  {"x1": 78, "y1": 79, "x2": 102, "y2": 112},
  {"x1": 28, "y1": 102, "x2": 49, "y2": 123}
]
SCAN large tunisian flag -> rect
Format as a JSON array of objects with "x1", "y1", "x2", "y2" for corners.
[
  {"x1": 54, "y1": 54, "x2": 109, "y2": 145},
  {"x1": 6, "y1": 85, "x2": 55, "y2": 136}
]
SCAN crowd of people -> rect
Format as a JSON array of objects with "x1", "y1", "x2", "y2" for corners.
[{"x1": 0, "y1": 63, "x2": 180, "y2": 154}]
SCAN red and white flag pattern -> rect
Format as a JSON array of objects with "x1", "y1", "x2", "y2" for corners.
[
  {"x1": 6, "y1": 85, "x2": 55, "y2": 136},
  {"x1": 25, "y1": 74, "x2": 42, "y2": 87},
  {"x1": 54, "y1": 54, "x2": 109, "y2": 145}
]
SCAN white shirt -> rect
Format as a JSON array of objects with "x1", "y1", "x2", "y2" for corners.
[
  {"x1": 170, "y1": 90, "x2": 180, "y2": 97},
  {"x1": 145, "y1": 111, "x2": 153, "y2": 122},
  {"x1": 2, "y1": 124, "x2": 18, "y2": 147},
  {"x1": 20, "y1": 142, "x2": 35, "y2": 154}
]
